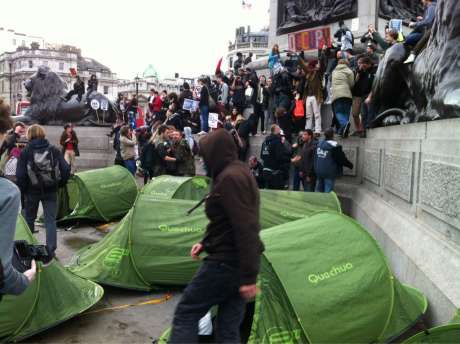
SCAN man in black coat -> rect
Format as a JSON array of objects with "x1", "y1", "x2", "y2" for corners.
[
  {"x1": 260, "y1": 124, "x2": 291, "y2": 189},
  {"x1": 65, "y1": 75, "x2": 85, "y2": 102},
  {"x1": 168, "y1": 129, "x2": 263, "y2": 343}
]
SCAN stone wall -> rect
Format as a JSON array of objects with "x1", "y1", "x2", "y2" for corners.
[
  {"x1": 248, "y1": 118, "x2": 460, "y2": 325},
  {"x1": 336, "y1": 119, "x2": 460, "y2": 325}
]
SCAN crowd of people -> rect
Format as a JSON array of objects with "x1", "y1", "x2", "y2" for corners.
[{"x1": 105, "y1": 0, "x2": 436, "y2": 193}]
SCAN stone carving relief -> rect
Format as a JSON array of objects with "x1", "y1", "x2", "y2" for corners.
[
  {"x1": 364, "y1": 149, "x2": 381, "y2": 186},
  {"x1": 420, "y1": 160, "x2": 460, "y2": 229},
  {"x1": 383, "y1": 151, "x2": 414, "y2": 202}
]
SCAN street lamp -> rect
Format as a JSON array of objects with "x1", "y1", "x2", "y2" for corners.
[{"x1": 134, "y1": 74, "x2": 140, "y2": 98}]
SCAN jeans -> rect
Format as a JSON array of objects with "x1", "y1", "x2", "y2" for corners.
[
  {"x1": 405, "y1": 32, "x2": 423, "y2": 46},
  {"x1": 124, "y1": 159, "x2": 136, "y2": 175},
  {"x1": 315, "y1": 178, "x2": 335, "y2": 193},
  {"x1": 24, "y1": 192, "x2": 58, "y2": 256},
  {"x1": 292, "y1": 168, "x2": 309, "y2": 191},
  {"x1": 333, "y1": 98, "x2": 352, "y2": 135},
  {"x1": 169, "y1": 260, "x2": 246, "y2": 344},
  {"x1": 200, "y1": 105, "x2": 209, "y2": 132}
]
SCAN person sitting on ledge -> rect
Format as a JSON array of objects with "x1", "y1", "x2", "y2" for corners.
[{"x1": 404, "y1": 0, "x2": 437, "y2": 64}]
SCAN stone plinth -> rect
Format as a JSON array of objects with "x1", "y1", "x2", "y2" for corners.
[
  {"x1": 43, "y1": 126, "x2": 114, "y2": 170},
  {"x1": 248, "y1": 118, "x2": 460, "y2": 326},
  {"x1": 335, "y1": 118, "x2": 460, "y2": 325}
]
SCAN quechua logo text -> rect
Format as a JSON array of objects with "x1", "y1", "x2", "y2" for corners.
[{"x1": 308, "y1": 262, "x2": 354, "y2": 284}]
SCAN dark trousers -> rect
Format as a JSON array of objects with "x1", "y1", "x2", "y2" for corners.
[
  {"x1": 274, "y1": 93, "x2": 290, "y2": 111},
  {"x1": 24, "y1": 192, "x2": 58, "y2": 256},
  {"x1": 263, "y1": 169, "x2": 284, "y2": 190},
  {"x1": 413, "y1": 29, "x2": 431, "y2": 55},
  {"x1": 292, "y1": 168, "x2": 314, "y2": 191},
  {"x1": 169, "y1": 260, "x2": 246, "y2": 344},
  {"x1": 65, "y1": 89, "x2": 84, "y2": 102},
  {"x1": 253, "y1": 103, "x2": 265, "y2": 134}
]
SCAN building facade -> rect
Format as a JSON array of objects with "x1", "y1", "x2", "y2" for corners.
[
  {"x1": 0, "y1": 45, "x2": 117, "y2": 113},
  {"x1": 0, "y1": 27, "x2": 45, "y2": 54},
  {"x1": 226, "y1": 26, "x2": 269, "y2": 71},
  {"x1": 117, "y1": 65, "x2": 183, "y2": 115}
]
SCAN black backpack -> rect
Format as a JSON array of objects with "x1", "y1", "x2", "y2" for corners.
[
  {"x1": 27, "y1": 147, "x2": 61, "y2": 189},
  {"x1": 0, "y1": 258, "x2": 3, "y2": 302}
]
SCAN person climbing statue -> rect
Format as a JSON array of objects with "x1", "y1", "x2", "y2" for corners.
[
  {"x1": 65, "y1": 75, "x2": 85, "y2": 102},
  {"x1": 86, "y1": 74, "x2": 98, "y2": 100}
]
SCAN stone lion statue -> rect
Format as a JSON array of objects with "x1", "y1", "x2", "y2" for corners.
[{"x1": 16, "y1": 65, "x2": 118, "y2": 126}]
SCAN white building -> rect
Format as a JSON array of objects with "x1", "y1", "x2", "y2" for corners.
[
  {"x1": 226, "y1": 26, "x2": 269, "y2": 72},
  {"x1": 0, "y1": 45, "x2": 117, "y2": 112},
  {"x1": 117, "y1": 65, "x2": 182, "y2": 114},
  {"x1": 0, "y1": 27, "x2": 45, "y2": 54}
]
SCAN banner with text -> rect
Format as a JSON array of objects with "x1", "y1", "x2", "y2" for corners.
[{"x1": 288, "y1": 27, "x2": 331, "y2": 52}]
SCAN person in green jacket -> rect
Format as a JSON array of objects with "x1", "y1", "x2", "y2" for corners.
[
  {"x1": 331, "y1": 54, "x2": 355, "y2": 138},
  {"x1": 372, "y1": 28, "x2": 399, "y2": 51}
]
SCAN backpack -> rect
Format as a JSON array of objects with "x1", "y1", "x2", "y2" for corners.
[
  {"x1": 27, "y1": 148, "x2": 61, "y2": 189},
  {"x1": 261, "y1": 139, "x2": 271, "y2": 159},
  {"x1": 0, "y1": 257, "x2": 4, "y2": 301}
]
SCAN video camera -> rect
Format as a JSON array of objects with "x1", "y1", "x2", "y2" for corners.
[{"x1": 13, "y1": 241, "x2": 50, "y2": 272}]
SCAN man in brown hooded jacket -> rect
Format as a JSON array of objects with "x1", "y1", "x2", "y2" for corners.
[{"x1": 168, "y1": 129, "x2": 264, "y2": 343}]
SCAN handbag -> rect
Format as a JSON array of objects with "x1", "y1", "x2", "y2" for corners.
[{"x1": 205, "y1": 86, "x2": 216, "y2": 110}]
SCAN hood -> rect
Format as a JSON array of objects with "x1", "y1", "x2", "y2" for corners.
[
  {"x1": 29, "y1": 138, "x2": 50, "y2": 150},
  {"x1": 265, "y1": 133, "x2": 281, "y2": 144},
  {"x1": 199, "y1": 129, "x2": 238, "y2": 178},
  {"x1": 183, "y1": 126, "x2": 193, "y2": 139},
  {"x1": 319, "y1": 139, "x2": 338, "y2": 149},
  {"x1": 335, "y1": 63, "x2": 350, "y2": 72}
]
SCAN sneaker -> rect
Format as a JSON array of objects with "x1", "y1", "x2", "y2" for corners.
[
  {"x1": 197, "y1": 131, "x2": 207, "y2": 136},
  {"x1": 41, "y1": 255, "x2": 54, "y2": 267},
  {"x1": 350, "y1": 130, "x2": 364, "y2": 137},
  {"x1": 343, "y1": 122, "x2": 351, "y2": 138},
  {"x1": 404, "y1": 53, "x2": 416, "y2": 64}
]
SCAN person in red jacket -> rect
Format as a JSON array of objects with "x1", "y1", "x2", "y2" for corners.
[
  {"x1": 151, "y1": 90, "x2": 163, "y2": 124},
  {"x1": 292, "y1": 91, "x2": 305, "y2": 133}
]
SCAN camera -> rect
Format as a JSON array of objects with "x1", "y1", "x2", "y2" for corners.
[{"x1": 13, "y1": 241, "x2": 51, "y2": 272}]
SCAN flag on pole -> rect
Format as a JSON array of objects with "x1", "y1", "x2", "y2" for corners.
[{"x1": 242, "y1": 0, "x2": 252, "y2": 10}]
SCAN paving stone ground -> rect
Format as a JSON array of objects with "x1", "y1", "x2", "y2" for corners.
[{"x1": 25, "y1": 219, "x2": 180, "y2": 344}]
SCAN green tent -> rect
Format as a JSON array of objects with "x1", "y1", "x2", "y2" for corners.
[
  {"x1": 68, "y1": 177, "x2": 342, "y2": 290},
  {"x1": 142, "y1": 175, "x2": 211, "y2": 200},
  {"x1": 402, "y1": 310, "x2": 460, "y2": 343},
  {"x1": 68, "y1": 198, "x2": 208, "y2": 290},
  {"x1": 159, "y1": 211, "x2": 427, "y2": 343},
  {"x1": 259, "y1": 189, "x2": 341, "y2": 228},
  {"x1": 58, "y1": 165, "x2": 138, "y2": 224},
  {"x1": 0, "y1": 216, "x2": 104, "y2": 342}
]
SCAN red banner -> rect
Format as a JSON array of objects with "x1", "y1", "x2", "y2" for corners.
[{"x1": 288, "y1": 27, "x2": 331, "y2": 52}]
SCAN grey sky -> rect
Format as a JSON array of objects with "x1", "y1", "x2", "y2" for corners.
[{"x1": 3, "y1": 0, "x2": 269, "y2": 79}]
